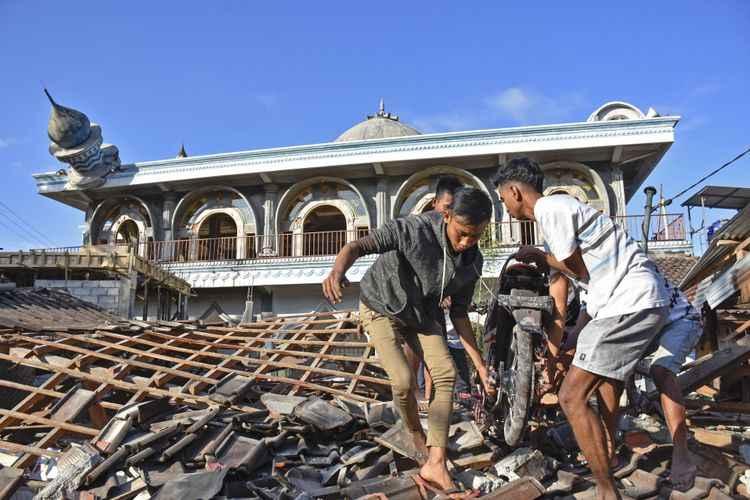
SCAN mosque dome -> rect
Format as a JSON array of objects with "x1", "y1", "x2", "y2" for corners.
[
  {"x1": 45, "y1": 89, "x2": 92, "y2": 149},
  {"x1": 335, "y1": 99, "x2": 421, "y2": 142}
]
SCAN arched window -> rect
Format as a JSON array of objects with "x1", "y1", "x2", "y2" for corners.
[
  {"x1": 197, "y1": 213, "x2": 237, "y2": 260},
  {"x1": 114, "y1": 219, "x2": 140, "y2": 247},
  {"x1": 392, "y1": 167, "x2": 496, "y2": 221},
  {"x1": 172, "y1": 187, "x2": 258, "y2": 261},
  {"x1": 90, "y1": 196, "x2": 153, "y2": 257},
  {"x1": 302, "y1": 205, "x2": 347, "y2": 256},
  {"x1": 276, "y1": 178, "x2": 371, "y2": 257}
]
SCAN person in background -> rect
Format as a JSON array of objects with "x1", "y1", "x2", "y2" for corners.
[{"x1": 322, "y1": 187, "x2": 496, "y2": 496}]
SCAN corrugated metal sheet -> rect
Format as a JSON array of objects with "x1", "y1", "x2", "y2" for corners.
[
  {"x1": 704, "y1": 253, "x2": 750, "y2": 309},
  {"x1": 680, "y1": 203, "x2": 750, "y2": 289}
]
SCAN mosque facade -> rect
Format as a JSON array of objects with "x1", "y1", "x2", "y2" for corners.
[{"x1": 34, "y1": 96, "x2": 690, "y2": 318}]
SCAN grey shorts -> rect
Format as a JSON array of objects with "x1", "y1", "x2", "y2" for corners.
[
  {"x1": 637, "y1": 316, "x2": 703, "y2": 375},
  {"x1": 573, "y1": 306, "x2": 669, "y2": 381}
]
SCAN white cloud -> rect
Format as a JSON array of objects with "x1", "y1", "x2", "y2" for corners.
[
  {"x1": 411, "y1": 87, "x2": 589, "y2": 133},
  {"x1": 487, "y1": 87, "x2": 587, "y2": 125},
  {"x1": 486, "y1": 87, "x2": 533, "y2": 122}
]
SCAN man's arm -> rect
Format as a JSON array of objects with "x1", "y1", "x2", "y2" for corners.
[
  {"x1": 516, "y1": 246, "x2": 590, "y2": 284},
  {"x1": 322, "y1": 219, "x2": 408, "y2": 304},
  {"x1": 547, "y1": 273, "x2": 569, "y2": 358},
  {"x1": 322, "y1": 241, "x2": 361, "y2": 304}
]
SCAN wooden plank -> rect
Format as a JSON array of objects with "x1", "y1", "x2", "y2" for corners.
[
  {"x1": 0, "y1": 378, "x2": 120, "y2": 412},
  {"x1": 185, "y1": 318, "x2": 283, "y2": 395},
  {"x1": 0, "y1": 440, "x2": 62, "y2": 458},
  {"x1": 0, "y1": 349, "x2": 379, "y2": 405},
  {"x1": 452, "y1": 451, "x2": 496, "y2": 470},
  {"x1": 0, "y1": 336, "x2": 137, "y2": 431},
  {"x1": 139, "y1": 331, "x2": 369, "y2": 352},
  {"x1": 34, "y1": 331, "x2": 388, "y2": 388},
  {"x1": 0, "y1": 409, "x2": 97, "y2": 437},
  {"x1": 346, "y1": 344, "x2": 373, "y2": 396},
  {"x1": 290, "y1": 320, "x2": 344, "y2": 396},
  {"x1": 650, "y1": 337, "x2": 750, "y2": 398},
  {"x1": 685, "y1": 399, "x2": 750, "y2": 414}
]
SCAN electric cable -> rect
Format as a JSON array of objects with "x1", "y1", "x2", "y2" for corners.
[
  {"x1": 0, "y1": 200, "x2": 57, "y2": 247},
  {"x1": 666, "y1": 146, "x2": 750, "y2": 204}
]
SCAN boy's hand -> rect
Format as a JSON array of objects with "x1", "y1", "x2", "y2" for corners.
[
  {"x1": 440, "y1": 296, "x2": 452, "y2": 310},
  {"x1": 477, "y1": 366, "x2": 497, "y2": 396},
  {"x1": 322, "y1": 271, "x2": 349, "y2": 304},
  {"x1": 515, "y1": 246, "x2": 549, "y2": 273}
]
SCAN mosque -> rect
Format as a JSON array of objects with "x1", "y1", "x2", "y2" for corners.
[{"x1": 34, "y1": 95, "x2": 690, "y2": 318}]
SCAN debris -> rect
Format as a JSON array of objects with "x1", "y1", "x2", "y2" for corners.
[
  {"x1": 618, "y1": 468, "x2": 664, "y2": 498},
  {"x1": 480, "y1": 476, "x2": 545, "y2": 500},
  {"x1": 293, "y1": 396, "x2": 353, "y2": 431},
  {"x1": 373, "y1": 423, "x2": 427, "y2": 464},
  {"x1": 152, "y1": 467, "x2": 229, "y2": 500},
  {"x1": 37, "y1": 443, "x2": 102, "y2": 500},
  {"x1": 546, "y1": 469, "x2": 581, "y2": 495},
  {"x1": 619, "y1": 413, "x2": 672, "y2": 443},
  {"x1": 261, "y1": 393, "x2": 307, "y2": 415},
  {"x1": 493, "y1": 448, "x2": 553, "y2": 482},
  {"x1": 0, "y1": 307, "x2": 747, "y2": 499},
  {"x1": 449, "y1": 420, "x2": 485, "y2": 452}
]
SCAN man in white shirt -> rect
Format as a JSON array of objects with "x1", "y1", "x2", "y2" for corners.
[
  {"x1": 554, "y1": 272, "x2": 701, "y2": 492},
  {"x1": 493, "y1": 157, "x2": 669, "y2": 500}
]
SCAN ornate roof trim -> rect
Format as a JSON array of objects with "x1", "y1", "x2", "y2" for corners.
[{"x1": 34, "y1": 116, "x2": 680, "y2": 193}]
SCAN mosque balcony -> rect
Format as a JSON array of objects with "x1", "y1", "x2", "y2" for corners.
[
  {"x1": 39, "y1": 215, "x2": 689, "y2": 289},
  {"x1": 140, "y1": 214, "x2": 690, "y2": 288}
]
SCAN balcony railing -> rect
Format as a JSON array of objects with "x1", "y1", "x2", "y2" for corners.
[{"x1": 33, "y1": 214, "x2": 687, "y2": 265}]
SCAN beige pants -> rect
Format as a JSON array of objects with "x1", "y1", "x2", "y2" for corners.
[{"x1": 360, "y1": 302, "x2": 456, "y2": 448}]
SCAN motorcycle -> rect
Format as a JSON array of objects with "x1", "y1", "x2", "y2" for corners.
[{"x1": 479, "y1": 253, "x2": 555, "y2": 447}]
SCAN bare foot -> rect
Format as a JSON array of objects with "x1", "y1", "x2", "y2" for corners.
[
  {"x1": 669, "y1": 450, "x2": 696, "y2": 492},
  {"x1": 419, "y1": 459, "x2": 457, "y2": 493}
]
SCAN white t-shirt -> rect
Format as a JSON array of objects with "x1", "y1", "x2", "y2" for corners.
[{"x1": 534, "y1": 195, "x2": 668, "y2": 320}]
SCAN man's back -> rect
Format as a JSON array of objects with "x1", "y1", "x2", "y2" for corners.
[{"x1": 533, "y1": 194, "x2": 667, "y2": 319}]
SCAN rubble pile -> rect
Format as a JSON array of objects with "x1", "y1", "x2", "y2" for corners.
[{"x1": 0, "y1": 310, "x2": 748, "y2": 499}]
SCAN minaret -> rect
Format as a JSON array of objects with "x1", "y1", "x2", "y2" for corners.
[
  {"x1": 45, "y1": 90, "x2": 120, "y2": 189},
  {"x1": 45, "y1": 89, "x2": 92, "y2": 149}
]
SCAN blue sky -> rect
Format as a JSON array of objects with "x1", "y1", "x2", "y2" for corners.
[{"x1": 0, "y1": 1, "x2": 748, "y2": 249}]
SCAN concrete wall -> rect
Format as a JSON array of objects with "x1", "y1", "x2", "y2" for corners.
[
  {"x1": 271, "y1": 283, "x2": 359, "y2": 316},
  {"x1": 34, "y1": 279, "x2": 123, "y2": 315},
  {"x1": 184, "y1": 283, "x2": 359, "y2": 320},
  {"x1": 187, "y1": 287, "x2": 248, "y2": 320}
]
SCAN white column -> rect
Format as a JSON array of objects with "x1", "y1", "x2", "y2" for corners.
[
  {"x1": 261, "y1": 184, "x2": 278, "y2": 255},
  {"x1": 160, "y1": 193, "x2": 177, "y2": 260},
  {"x1": 610, "y1": 166, "x2": 626, "y2": 217},
  {"x1": 375, "y1": 178, "x2": 389, "y2": 227}
]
